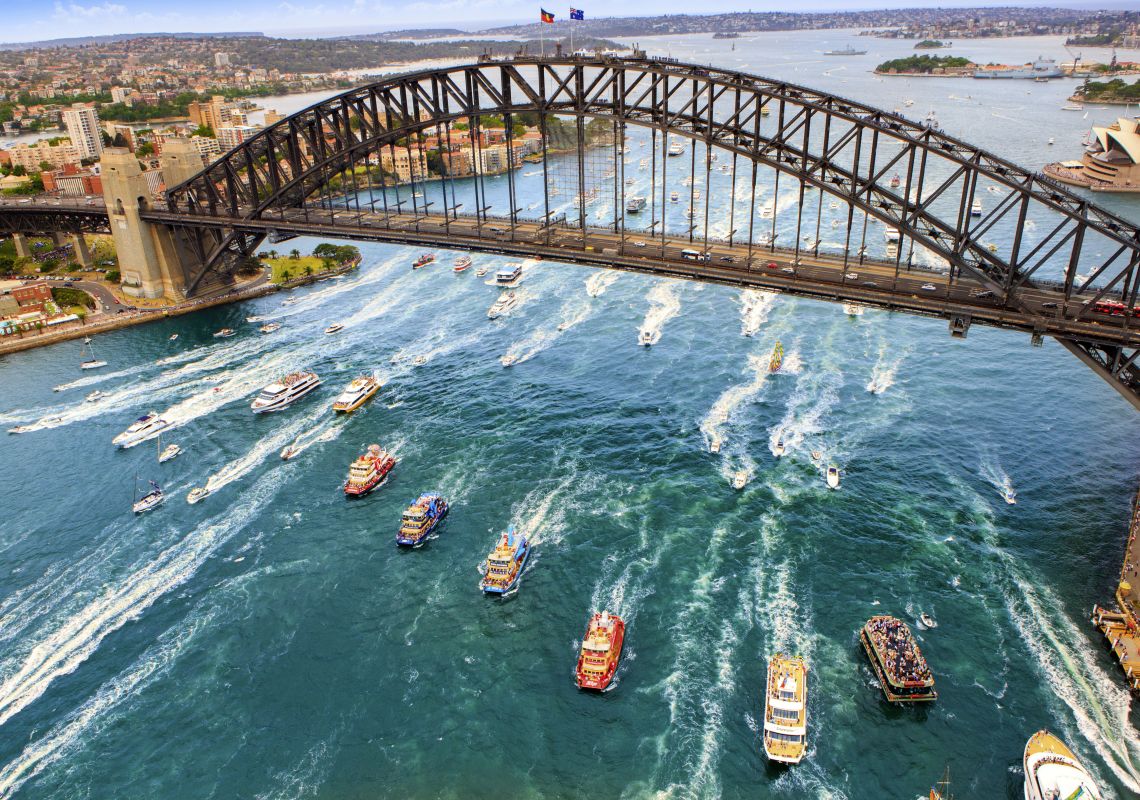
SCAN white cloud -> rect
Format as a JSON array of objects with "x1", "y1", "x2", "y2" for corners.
[{"x1": 52, "y1": 1, "x2": 128, "y2": 20}]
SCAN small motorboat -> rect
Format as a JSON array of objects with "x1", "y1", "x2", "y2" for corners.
[
  {"x1": 246, "y1": 315, "x2": 264, "y2": 323},
  {"x1": 132, "y1": 480, "x2": 164, "y2": 514},
  {"x1": 169, "y1": 333, "x2": 179, "y2": 341},
  {"x1": 810, "y1": 450, "x2": 822, "y2": 462},
  {"x1": 709, "y1": 438, "x2": 721, "y2": 454},
  {"x1": 774, "y1": 438, "x2": 785, "y2": 457},
  {"x1": 324, "y1": 323, "x2": 344, "y2": 335},
  {"x1": 638, "y1": 328, "x2": 660, "y2": 347},
  {"x1": 1004, "y1": 487, "x2": 1017, "y2": 505},
  {"x1": 475, "y1": 267, "x2": 489, "y2": 277},
  {"x1": 500, "y1": 354, "x2": 518, "y2": 368},
  {"x1": 919, "y1": 613, "x2": 938, "y2": 629},
  {"x1": 412, "y1": 253, "x2": 435, "y2": 270},
  {"x1": 259, "y1": 322, "x2": 281, "y2": 334},
  {"x1": 186, "y1": 486, "x2": 210, "y2": 504},
  {"x1": 7, "y1": 425, "x2": 32, "y2": 434},
  {"x1": 53, "y1": 385, "x2": 68, "y2": 393},
  {"x1": 281, "y1": 297, "x2": 299, "y2": 306},
  {"x1": 412, "y1": 355, "x2": 428, "y2": 366},
  {"x1": 158, "y1": 443, "x2": 182, "y2": 463},
  {"x1": 213, "y1": 328, "x2": 236, "y2": 338},
  {"x1": 86, "y1": 390, "x2": 107, "y2": 403},
  {"x1": 280, "y1": 445, "x2": 298, "y2": 460},
  {"x1": 732, "y1": 471, "x2": 748, "y2": 490},
  {"x1": 826, "y1": 466, "x2": 840, "y2": 489}
]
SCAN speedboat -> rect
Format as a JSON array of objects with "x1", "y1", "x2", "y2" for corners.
[
  {"x1": 919, "y1": 613, "x2": 938, "y2": 629},
  {"x1": 250, "y1": 371, "x2": 321, "y2": 413},
  {"x1": 280, "y1": 445, "x2": 299, "y2": 460},
  {"x1": 774, "y1": 438, "x2": 786, "y2": 457},
  {"x1": 500, "y1": 354, "x2": 518, "y2": 368},
  {"x1": 1004, "y1": 486, "x2": 1017, "y2": 505},
  {"x1": 186, "y1": 486, "x2": 210, "y2": 504},
  {"x1": 412, "y1": 355, "x2": 428, "y2": 366},
  {"x1": 732, "y1": 471, "x2": 748, "y2": 490},
  {"x1": 1023, "y1": 730, "x2": 1103, "y2": 800},
  {"x1": 332, "y1": 373, "x2": 381, "y2": 413},
  {"x1": 132, "y1": 481, "x2": 164, "y2": 514},
  {"x1": 169, "y1": 333, "x2": 179, "y2": 341},
  {"x1": 576, "y1": 611, "x2": 626, "y2": 691},
  {"x1": 826, "y1": 466, "x2": 840, "y2": 489},
  {"x1": 7, "y1": 425, "x2": 32, "y2": 434},
  {"x1": 412, "y1": 253, "x2": 435, "y2": 269},
  {"x1": 487, "y1": 292, "x2": 518, "y2": 320},
  {"x1": 113, "y1": 412, "x2": 170, "y2": 448},
  {"x1": 479, "y1": 527, "x2": 530, "y2": 594},
  {"x1": 763, "y1": 653, "x2": 808, "y2": 764},
  {"x1": 245, "y1": 315, "x2": 264, "y2": 323},
  {"x1": 343, "y1": 444, "x2": 396, "y2": 497},
  {"x1": 86, "y1": 390, "x2": 106, "y2": 402},
  {"x1": 53, "y1": 384, "x2": 67, "y2": 393},
  {"x1": 860, "y1": 615, "x2": 937, "y2": 703},
  {"x1": 638, "y1": 328, "x2": 660, "y2": 347},
  {"x1": 475, "y1": 267, "x2": 489, "y2": 277},
  {"x1": 454, "y1": 255, "x2": 473, "y2": 273},
  {"x1": 259, "y1": 322, "x2": 281, "y2": 334},
  {"x1": 281, "y1": 297, "x2": 299, "y2": 306},
  {"x1": 709, "y1": 438, "x2": 721, "y2": 454},
  {"x1": 324, "y1": 323, "x2": 344, "y2": 335},
  {"x1": 670, "y1": 191, "x2": 679, "y2": 202},
  {"x1": 395, "y1": 493, "x2": 449, "y2": 546},
  {"x1": 158, "y1": 442, "x2": 182, "y2": 463},
  {"x1": 810, "y1": 450, "x2": 822, "y2": 462},
  {"x1": 213, "y1": 328, "x2": 236, "y2": 338}
]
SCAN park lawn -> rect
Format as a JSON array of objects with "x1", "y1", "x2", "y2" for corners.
[{"x1": 266, "y1": 256, "x2": 334, "y2": 284}]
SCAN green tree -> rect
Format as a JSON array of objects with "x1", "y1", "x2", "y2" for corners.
[
  {"x1": 289, "y1": 249, "x2": 300, "y2": 259},
  {"x1": 11, "y1": 165, "x2": 26, "y2": 176},
  {"x1": 303, "y1": 264, "x2": 314, "y2": 277},
  {"x1": 281, "y1": 268, "x2": 292, "y2": 282}
]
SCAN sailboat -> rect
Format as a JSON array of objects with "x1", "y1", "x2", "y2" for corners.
[
  {"x1": 132, "y1": 478, "x2": 164, "y2": 514},
  {"x1": 79, "y1": 336, "x2": 107, "y2": 370},
  {"x1": 769, "y1": 341, "x2": 784, "y2": 373},
  {"x1": 929, "y1": 767, "x2": 953, "y2": 800},
  {"x1": 157, "y1": 432, "x2": 182, "y2": 463}
]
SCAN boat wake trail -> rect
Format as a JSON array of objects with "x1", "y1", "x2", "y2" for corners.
[
  {"x1": 769, "y1": 341, "x2": 841, "y2": 460},
  {"x1": 202, "y1": 407, "x2": 328, "y2": 497},
  {"x1": 739, "y1": 289, "x2": 778, "y2": 337},
  {"x1": 638, "y1": 281, "x2": 682, "y2": 343},
  {"x1": 501, "y1": 297, "x2": 594, "y2": 366},
  {"x1": 700, "y1": 353, "x2": 772, "y2": 454},
  {"x1": 978, "y1": 456, "x2": 1015, "y2": 505},
  {"x1": 866, "y1": 341, "x2": 907, "y2": 395},
  {"x1": 281, "y1": 415, "x2": 345, "y2": 461},
  {"x1": 585, "y1": 271, "x2": 619, "y2": 298},
  {"x1": 508, "y1": 475, "x2": 576, "y2": 548}
]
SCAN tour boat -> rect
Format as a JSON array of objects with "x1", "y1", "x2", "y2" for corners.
[
  {"x1": 213, "y1": 328, "x2": 236, "y2": 338},
  {"x1": 495, "y1": 263, "x2": 523, "y2": 286},
  {"x1": 626, "y1": 196, "x2": 647, "y2": 213},
  {"x1": 479, "y1": 526, "x2": 530, "y2": 594},
  {"x1": 860, "y1": 615, "x2": 937, "y2": 703},
  {"x1": 575, "y1": 611, "x2": 626, "y2": 691},
  {"x1": 890, "y1": 174, "x2": 901, "y2": 188},
  {"x1": 395, "y1": 493, "x2": 449, "y2": 546},
  {"x1": 324, "y1": 323, "x2": 344, "y2": 335},
  {"x1": 971, "y1": 199, "x2": 983, "y2": 217},
  {"x1": 343, "y1": 444, "x2": 396, "y2": 497},
  {"x1": 454, "y1": 255, "x2": 473, "y2": 273},
  {"x1": 667, "y1": 140, "x2": 685, "y2": 157},
  {"x1": 86, "y1": 390, "x2": 106, "y2": 402},
  {"x1": 763, "y1": 653, "x2": 808, "y2": 765},
  {"x1": 186, "y1": 486, "x2": 210, "y2": 504},
  {"x1": 732, "y1": 470, "x2": 748, "y2": 490},
  {"x1": 487, "y1": 292, "x2": 518, "y2": 320},
  {"x1": 774, "y1": 438, "x2": 786, "y2": 457},
  {"x1": 332, "y1": 373, "x2": 381, "y2": 413},
  {"x1": 843, "y1": 302, "x2": 864, "y2": 316},
  {"x1": 79, "y1": 337, "x2": 107, "y2": 370},
  {"x1": 412, "y1": 253, "x2": 435, "y2": 269},
  {"x1": 132, "y1": 479, "x2": 164, "y2": 514},
  {"x1": 884, "y1": 227, "x2": 901, "y2": 244},
  {"x1": 259, "y1": 322, "x2": 281, "y2": 333},
  {"x1": 827, "y1": 465, "x2": 840, "y2": 489},
  {"x1": 638, "y1": 328, "x2": 660, "y2": 347},
  {"x1": 113, "y1": 412, "x2": 170, "y2": 448},
  {"x1": 250, "y1": 371, "x2": 321, "y2": 413},
  {"x1": 769, "y1": 341, "x2": 784, "y2": 373},
  {"x1": 1023, "y1": 730, "x2": 1103, "y2": 800}
]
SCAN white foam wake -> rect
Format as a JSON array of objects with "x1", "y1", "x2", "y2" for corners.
[
  {"x1": 585, "y1": 271, "x2": 619, "y2": 298},
  {"x1": 501, "y1": 297, "x2": 594, "y2": 366},
  {"x1": 739, "y1": 289, "x2": 778, "y2": 337},
  {"x1": 866, "y1": 342, "x2": 905, "y2": 395},
  {"x1": 700, "y1": 353, "x2": 771, "y2": 453},
  {"x1": 638, "y1": 281, "x2": 682, "y2": 343}
]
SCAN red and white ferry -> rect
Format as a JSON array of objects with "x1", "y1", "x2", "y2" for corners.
[
  {"x1": 343, "y1": 444, "x2": 396, "y2": 497},
  {"x1": 575, "y1": 611, "x2": 626, "y2": 691},
  {"x1": 453, "y1": 255, "x2": 473, "y2": 273}
]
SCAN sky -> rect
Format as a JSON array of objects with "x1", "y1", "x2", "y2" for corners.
[{"x1": 3, "y1": 1, "x2": 1128, "y2": 44}]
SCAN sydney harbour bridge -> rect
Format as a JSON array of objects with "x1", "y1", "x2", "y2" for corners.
[{"x1": 2, "y1": 54, "x2": 1139, "y2": 407}]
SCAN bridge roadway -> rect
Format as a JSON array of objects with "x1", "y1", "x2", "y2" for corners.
[{"x1": 138, "y1": 203, "x2": 1140, "y2": 350}]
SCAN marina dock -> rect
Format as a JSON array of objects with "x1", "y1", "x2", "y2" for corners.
[{"x1": 1092, "y1": 487, "x2": 1140, "y2": 692}]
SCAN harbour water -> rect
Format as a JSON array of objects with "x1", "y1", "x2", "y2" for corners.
[{"x1": 1, "y1": 29, "x2": 1140, "y2": 799}]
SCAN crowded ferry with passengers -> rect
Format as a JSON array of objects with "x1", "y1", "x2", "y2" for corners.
[
  {"x1": 860, "y1": 615, "x2": 937, "y2": 703},
  {"x1": 1023, "y1": 730, "x2": 1103, "y2": 800},
  {"x1": 395, "y1": 493, "x2": 449, "y2": 546},
  {"x1": 331, "y1": 373, "x2": 381, "y2": 413},
  {"x1": 343, "y1": 444, "x2": 396, "y2": 497},
  {"x1": 575, "y1": 611, "x2": 626, "y2": 691},
  {"x1": 763, "y1": 653, "x2": 808, "y2": 764},
  {"x1": 479, "y1": 527, "x2": 530, "y2": 594},
  {"x1": 250, "y1": 371, "x2": 321, "y2": 413}
]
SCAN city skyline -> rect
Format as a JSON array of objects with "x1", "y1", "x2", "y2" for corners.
[{"x1": 6, "y1": 1, "x2": 1135, "y2": 44}]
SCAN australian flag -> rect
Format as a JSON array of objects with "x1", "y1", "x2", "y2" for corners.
[{"x1": 569, "y1": 7, "x2": 584, "y2": 19}]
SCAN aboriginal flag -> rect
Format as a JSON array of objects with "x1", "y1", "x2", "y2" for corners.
[{"x1": 540, "y1": 8, "x2": 555, "y2": 22}]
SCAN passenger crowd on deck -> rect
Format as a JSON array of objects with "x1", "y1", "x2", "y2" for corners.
[{"x1": 866, "y1": 617, "x2": 932, "y2": 684}]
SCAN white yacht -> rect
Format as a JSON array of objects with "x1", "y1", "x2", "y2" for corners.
[
  {"x1": 971, "y1": 198, "x2": 983, "y2": 217},
  {"x1": 495, "y1": 263, "x2": 524, "y2": 286},
  {"x1": 324, "y1": 323, "x2": 344, "y2": 335},
  {"x1": 763, "y1": 653, "x2": 808, "y2": 765},
  {"x1": 259, "y1": 322, "x2": 281, "y2": 334},
  {"x1": 638, "y1": 328, "x2": 660, "y2": 347},
  {"x1": 250, "y1": 371, "x2": 321, "y2": 413},
  {"x1": 187, "y1": 486, "x2": 210, "y2": 504},
  {"x1": 826, "y1": 466, "x2": 840, "y2": 489},
  {"x1": 159, "y1": 443, "x2": 182, "y2": 463},
  {"x1": 79, "y1": 337, "x2": 107, "y2": 370},
  {"x1": 732, "y1": 470, "x2": 748, "y2": 490},
  {"x1": 487, "y1": 292, "x2": 518, "y2": 320},
  {"x1": 1023, "y1": 730, "x2": 1102, "y2": 800},
  {"x1": 774, "y1": 438, "x2": 786, "y2": 457},
  {"x1": 132, "y1": 481, "x2": 164, "y2": 514},
  {"x1": 113, "y1": 412, "x2": 170, "y2": 448}
]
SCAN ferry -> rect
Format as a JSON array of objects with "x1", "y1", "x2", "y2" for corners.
[
  {"x1": 187, "y1": 486, "x2": 209, "y2": 505},
  {"x1": 769, "y1": 341, "x2": 784, "y2": 373},
  {"x1": 1023, "y1": 730, "x2": 1102, "y2": 800},
  {"x1": 259, "y1": 322, "x2": 281, "y2": 334},
  {"x1": 332, "y1": 373, "x2": 381, "y2": 413},
  {"x1": 454, "y1": 255, "x2": 473, "y2": 273},
  {"x1": 827, "y1": 465, "x2": 840, "y2": 489},
  {"x1": 250, "y1": 371, "x2": 321, "y2": 413},
  {"x1": 889, "y1": 174, "x2": 901, "y2": 188},
  {"x1": 576, "y1": 611, "x2": 626, "y2": 691},
  {"x1": 488, "y1": 292, "x2": 518, "y2": 319},
  {"x1": 132, "y1": 480, "x2": 164, "y2": 514},
  {"x1": 79, "y1": 337, "x2": 107, "y2": 370},
  {"x1": 495, "y1": 263, "x2": 523, "y2": 285},
  {"x1": 884, "y1": 227, "x2": 901, "y2": 244},
  {"x1": 113, "y1": 412, "x2": 170, "y2": 448},
  {"x1": 762, "y1": 653, "x2": 808, "y2": 765},
  {"x1": 626, "y1": 196, "x2": 647, "y2": 213},
  {"x1": 396, "y1": 493, "x2": 449, "y2": 546},
  {"x1": 860, "y1": 615, "x2": 937, "y2": 703},
  {"x1": 344, "y1": 444, "x2": 396, "y2": 497},
  {"x1": 213, "y1": 328, "x2": 236, "y2": 338},
  {"x1": 324, "y1": 323, "x2": 344, "y2": 335},
  {"x1": 638, "y1": 328, "x2": 660, "y2": 347},
  {"x1": 480, "y1": 526, "x2": 530, "y2": 594},
  {"x1": 668, "y1": 140, "x2": 685, "y2": 157},
  {"x1": 971, "y1": 199, "x2": 983, "y2": 217},
  {"x1": 412, "y1": 253, "x2": 435, "y2": 269}
]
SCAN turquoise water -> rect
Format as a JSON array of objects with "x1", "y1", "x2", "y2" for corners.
[{"x1": 2, "y1": 30, "x2": 1140, "y2": 800}]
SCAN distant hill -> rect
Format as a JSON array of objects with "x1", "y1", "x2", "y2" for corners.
[{"x1": 0, "y1": 32, "x2": 261, "y2": 50}]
